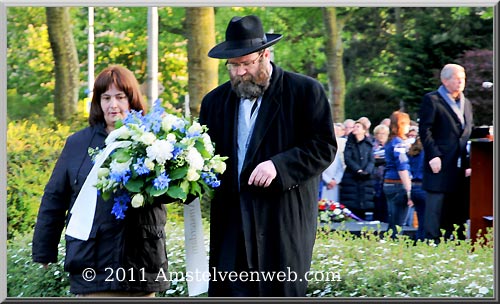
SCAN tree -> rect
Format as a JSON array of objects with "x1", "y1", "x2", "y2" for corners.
[
  {"x1": 457, "y1": 49, "x2": 494, "y2": 126},
  {"x1": 45, "y1": 7, "x2": 80, "y2": 121},
  {"x1": 185, "y1": 7, "x2": 218, "y2": 118},
  {"x1": 322, "y1": 7, "x2": 348, "y2": 123}
]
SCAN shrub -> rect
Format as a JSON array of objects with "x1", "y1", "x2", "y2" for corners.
[{"x1": 7, "y1": 103, "x2": 88, "y2": 239}]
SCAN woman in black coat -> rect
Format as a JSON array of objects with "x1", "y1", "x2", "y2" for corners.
[
  {"x1": 32, "y1": 66, "x2": 169, "y2": 297},
  {"x1": 340, "y1": 120, "x2": 375, "y2": 218}
]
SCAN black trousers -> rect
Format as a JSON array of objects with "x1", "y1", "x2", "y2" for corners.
[{"x1": 424, "y1": 183, "x2": 469, "y2": 243}]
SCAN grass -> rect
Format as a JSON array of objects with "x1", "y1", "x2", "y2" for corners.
[{"x1": 7, "y1": 216, "x2": 494, "y2": 298}]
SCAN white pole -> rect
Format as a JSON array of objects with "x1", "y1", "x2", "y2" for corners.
[
  {"x1": 147, "y1": 7, "x2": 159, "y2": 108},
  {"x1": 87, "y1": 7, "x2": 94, "y2": 114},
  {"x1": 184, "y1": 94, "x2": 190, "y2": 119}
]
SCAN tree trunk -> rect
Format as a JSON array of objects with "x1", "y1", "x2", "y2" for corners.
[
  {"x1": 185, "y1": 7, "x2": 218, "y2": 118},
  {"x1": 322, "y1": 7, "x2": 346, "y2": 123},
  {"x1": 45, "y1": 7, "x2": 80, "y2": 121}
]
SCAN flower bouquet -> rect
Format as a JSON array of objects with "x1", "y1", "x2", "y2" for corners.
[
  {"x1": 318, "y1": 199, "x2": 363, "y2": 224},
  {"x1": 90, "y1": 102, "x2": 227, "y2": 219}
]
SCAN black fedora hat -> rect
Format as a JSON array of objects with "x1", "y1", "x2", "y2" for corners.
[{"x1": 208, "y1": 15, "x2": 282, "y2": 59}]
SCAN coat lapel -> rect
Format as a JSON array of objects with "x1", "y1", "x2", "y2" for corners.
[
  {"x1": 436, "y1": 94, "x2": 464, "y2": 135},
  {"x1": 241, "y1": 64, "x2": 283, "y2": 173}
]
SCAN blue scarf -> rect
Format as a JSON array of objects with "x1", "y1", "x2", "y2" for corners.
[{"x1": 437, "y1": 85, "x2": 465, "y2": 128}]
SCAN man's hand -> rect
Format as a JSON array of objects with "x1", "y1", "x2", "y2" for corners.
[
  {"x1": 429, "y1": 157, "x2": 442, "y2": 173},
  {"x1": 248, "y1": 160, "x2": 277, "y2": 188},
  {"x1": 465, "y1": 168, "x2": 472, "y2": 177},
  {"x1": 326, "y1": 179, "x2": 337, "y2": 190}
]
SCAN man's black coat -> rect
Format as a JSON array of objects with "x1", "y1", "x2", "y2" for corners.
[
  {"x1": 199, "y1": 63, "x2": 336, "y2": 296},
  {"x1": 419, "y1": 91, "x2": 473, "y2": 193}
]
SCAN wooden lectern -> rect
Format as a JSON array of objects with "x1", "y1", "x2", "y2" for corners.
[{"x1": 469, "y1": 139, "x2": 494, "y2": 241}]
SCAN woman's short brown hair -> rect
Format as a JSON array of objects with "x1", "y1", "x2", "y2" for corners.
[{"x1": 88, "y1": 65, "x2": 146, "y2": 126}]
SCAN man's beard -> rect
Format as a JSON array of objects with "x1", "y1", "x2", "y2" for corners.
[{"x1": 230, "y1": 63, "x2": 270, "y2": 99}]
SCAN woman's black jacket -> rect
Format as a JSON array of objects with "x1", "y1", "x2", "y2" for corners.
[{"x1": 32, "y1": 124, "x2": 169, "y2": 295}]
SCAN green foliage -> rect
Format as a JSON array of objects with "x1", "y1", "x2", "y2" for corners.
[
  {"x1": 7, "y1": 7, "x2": 54, "y2": 117},
  {"x1": 7, "y1": 106, "x2": 87, "y2": 238},
  {"x1": 456, "y1": 49, "x2": 494, "y2": 126},
  {"x1": 7, "y1": 233, "x2": 71, "y2": 297},
  {"x1": 7, "y1": 6, "x2": 493, "y2": 123},
  {"x1": 345, "y1": 81, "x2": 400, "y2": 124},
  {"x1": 391, "y1": 7, "x2": 493, "y2": 114}
]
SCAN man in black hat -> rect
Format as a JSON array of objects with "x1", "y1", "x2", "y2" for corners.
[{"x1": 199, "y1": 15, "x2": 337, "y2": 297}]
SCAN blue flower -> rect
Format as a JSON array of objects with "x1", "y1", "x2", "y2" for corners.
[
  {"x1": 110, "y1": 170, "x2": 131, "y2": 184},
  {"x1": 122, "y1": 109, "x2": 144, "y2": 125},
  {"x1": 201, "y1": 172, "x2": 221, "y2": 188},
  {"x1": 172, "y1": 146, "x2": 183, "y2": 159},
  {"x1": 143, "y1": 101, "x2": 164, "y2": 134},
  {"x1": 111, "y1": 191, "x2": 130, "y2": 219},
  {"x1": 153, "y1": 172, "x2": 172, "y2": 190},
  {"x1": 133, "y1": 158, "x2": 150, "y2": 175}
]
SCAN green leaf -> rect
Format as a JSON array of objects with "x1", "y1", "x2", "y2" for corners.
[
  {"x1": 124, "y1": 178, "x2": 144, "y2": 193},
  {"x1": 169, "y1": 167, "x2": 188, "y2": 180},
  {"x1": 166, "y1": 185, "x2": 187, "y2": 200},
  {"x1": 115, "y1": 119, "x2": 124, "y2": 129},
  {"x1": 113, "y1": 149, "x2": 131, "y2": 162},
  {"x1": 150, "y1": 185, "x2": 169, "y2": 197},
  {"x1": 194, "y1": 140, "x2": 211, "y2": 159},
  {"x1": 101, "y1": 190, "x2": 112, "y2": 202},
  {"x1": 190, "y1": 181, "x2": 202, "y2": 196}
]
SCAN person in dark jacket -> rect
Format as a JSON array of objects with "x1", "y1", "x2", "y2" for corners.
[
  {"x1": 339, "y1": 120, "x2": 375, "y2": 220},
  {"x1": 199, "y1": 15, "x2": 336, "y2": 297},
  {"x1": 419, "y1": 63, "x2": 473, "y2": 243},
  {"x1": 32, "y1": 65, "x2": 169, "y2": 297}
]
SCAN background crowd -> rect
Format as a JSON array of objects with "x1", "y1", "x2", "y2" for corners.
[{"x1": 319, "y1": 105, "x2": 469, "y2": 243}]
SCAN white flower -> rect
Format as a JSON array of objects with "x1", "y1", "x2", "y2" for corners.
[
  {"x1": 186, "y1": 167, "x2": 200, "y2": 181},
  {"x1": 144, "y1": 158, "x2": 155, "y2": 171},
  {"x1": 97, "y1": 168, "x2": 110, "y2": 178},
  {"x1": 131, "y1": 193, "x2": 144, "y2": 208},
  {"x1": 187, "y1": 121, "x2": 203, "y2": 137},
  {"x1": 161, "y1": 114, "x2": 185, "y2": 132},
  {"x1": 166, "y1": 133, "x2": 177, "y2": 143},
  {"x1": 105, "y1": 125, "x2": 131, "y2": 145},
  {"x1": 146, "y1": 139, "x2": 174, "y2": 165},
  {"x1": 139, "y1": 132, "x2": 157, "y2": 146},
  {"x1": 208, "y1": 156, "x2": 227, "y2": 174},
  {"x1": 186, "y1": 147, "x2": 204, "y2": 171},
  {"x1": 110, "y1": 158, "x2": 131, "y2": 174},
  {"x1": 333, "y1": 208, "x2": 342, "y2": 215},
  {"x1": 201, "y1": 133, "x2": 215, "y2": 155}
]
